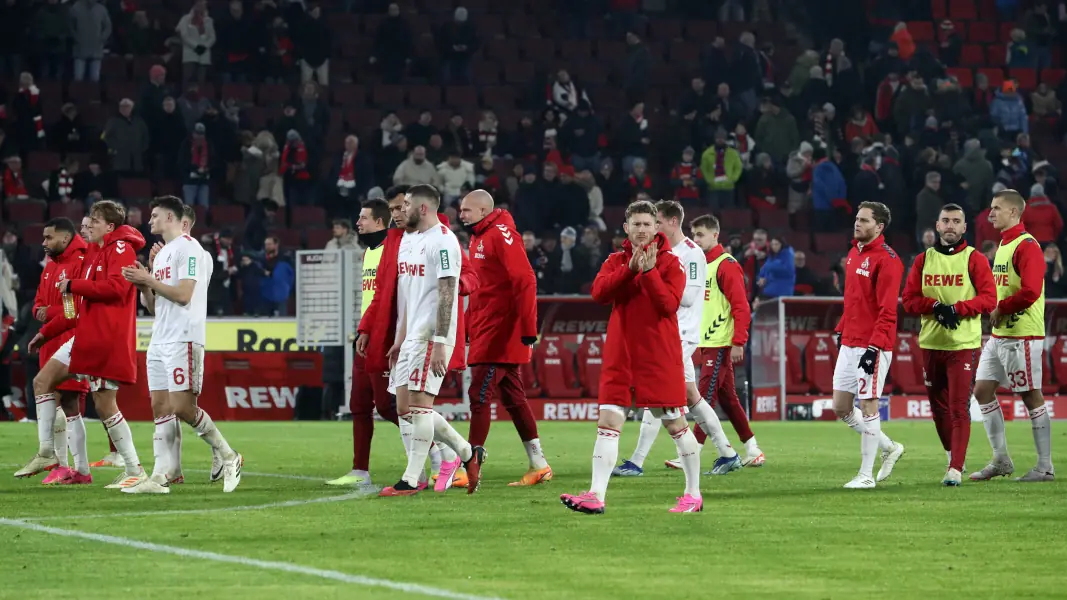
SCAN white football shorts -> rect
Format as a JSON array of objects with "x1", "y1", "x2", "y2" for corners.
[
  {"x1": 147, "y1": 342, "x2": 205, "y2": 394},
  {"x1": 388, "y1": 339, "x2": 447, "y2": 396},
  {"x1": 682, "y1": 341, "x2": 699, "y2": 384},
  {"x1": 975, "y1": 337, "x2": 1044, "y2": 393},
  {"x1": 833, "y1": 345, "x2": 893, "y2": 399}
]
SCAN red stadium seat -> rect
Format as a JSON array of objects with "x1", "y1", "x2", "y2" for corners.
[
  {"x1": 220, "y1": 83, "x2": 254, "y2": 104},
  {"x1": 977, "y1": 67, "x2": 1005, "y2": 89},
  {"x1": 292, "y1": 206, "x2": 326, "y2": 228},
  {"x1": 949, "y1": 0, "x2": 977, "y2": 20},
  {"x1": 67, "y1": 81, "x2": 101, "y2": 104},
  {"x1": 6, "y1": 201, "x2": 46, "y2": 223},
  {"x1": 757, "y1": 209, "x2": 790, "y2": 232},
  {"x1": 803, "y1": 332, "x2": 839, "y2": 394},
  {"x1": 1051, "y1": 337, "x2": 1067, "y2": 393},
  {"x1": 117, "y1": 178, "x2": 152, "y2": 200},
  {"x1": 48, "y1": 201, "x2": 84, "y2": 222},
  {"x1": 520, "y1": 361, "x2": 542, "y2": 398},
  {"x1": 947, "y1": 67, "x2": 973, "y2": 88},
  {"x1": 987, "y1": 44, "x2": 1006, "y2": 67},
  {"x1": 908, "y1": 21, "x2": 935, "y2": 42},
  {"x1": 967, "y1": 21, "x2": 997, "y2": 43},
  {"x1": 932, "y1": 0, "x2": 947, "y2": 19},
  {"x1": 1041, "y1": 68, "x2": 1066, "y2": 88},
  {"x1": 305, "y1": 228, "x2": 331, "y2": 249},
  {"x1": 890, "y1": 333, "x2": 925, "y2": 394},
  {"x1": 22, "y1": 223, "x2": 45, "y2": 247},
  {"x1": 786, "y1": 335, "x2": 809, "y2": 394},
  {"x1": 270, "y1": 228, "x2": 301, "y2": 249},
  {"x1": 719, "y1": 208, "x2": 753, "y2": 229},
  {"x1": 960, "y1": 44, "x2": 985, "y2": 66},
  {"x1": 814, "y1": 232, "x2": 848, "y2": 254},
  {"x1": 1009, "y1": 68, "x2": 1037, "y2": 91},
  {"x1": 27, "y1": 151, "x2": 61, "y2": 174},
  {"x1": 257, "y1": 83, "x2": 292, "y2": 107},
  {"x1": 576, "y1": 334, "x2": 605, "y2": 397},
  {"x1": 533, "y1": 335, "x2": 583, "y2": 398},
  {"x1": 332, "y1": 84, "x2": 368, "y2": 107}
]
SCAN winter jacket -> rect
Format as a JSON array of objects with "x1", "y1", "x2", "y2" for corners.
[
  {"x1": 812, "y1": 159, "x2": 847, "y2": 211},
  {"x1": 103, "y1": 115, "x2": 150, "y2": 172},
  {"x1": 699, "y1": 145, "x2": 742, "y2": 191},
  {"x1": 67, "y1": 226, "x2": 146, "y2": 384},
  {"x1": 834, "y1": 235, "x2": 904, "y2": 351},
  {"x1": 754, "y1": 110, "x2": 800, "y2": 163},
  {"x1": 358, "y1": 214, "x2": 477, "y2": 374},
  {"x1": 989, "y1": 91, "x2": 1029, "y2": 134},
  {"x1": 176, "y1": 12, "x2": 216, "y2": 65},
  {"x1": 953, "y1": 145, "x2": 995, "y2": 213},
  {"x1": 392, "y1": 157, "x2": 438, "y2": 187},
  {"x1": 466, "y1": 209, "x2": 537, "y2": 365},
  {"x1": 1022, "y1": 195, "x2": 1064, "y2": 243},
  {"x1": 915, "y1": 187, "x2": 945, "y2": 234},
  {"x1": 68, "y1": 0, "x2": 111, "y2": 59},
  {"x1": 34, "y1": 234, "x2": 91, "y2": 396},
  {"x1": 436, "y1": 160, "x2": 475, "y2": 197},
  {"x1": 592, "y1": 232, "x2": 685, "y2": 408},
  {"x1": 324, "y1": 232, "x2": 359, "y2": 250},
  {"x1": 260, "y1": 254, "x2": 294, "y2": 303},
  {"x1": 758, "y1": 246, "x2": 796, "y2": 298}
]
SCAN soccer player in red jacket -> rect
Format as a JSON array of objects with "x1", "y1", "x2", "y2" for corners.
[
  {"x1": 458, "y1": 190, "x2": 551, "y2": 486},
  {"x1": 902, "y1": 203, "x2": 996, "y2": 485},
  {"x1": 12, "y1": 219, "x2": 91, "y2": 484},
  {"x1": 17, "y1": 201, "x2": 147, "y2": 490},
  {"x1": 832, "y1": 201, "x2": 906, "y2": 489},
  {"x1": 560, "y1": 200, "x2": 703, "y2": 514}
]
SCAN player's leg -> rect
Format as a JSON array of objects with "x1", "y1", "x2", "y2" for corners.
[
  {"x1": 94, "y1": 384, "x2": 146, "y2": 489},
  {"x1": 409, "y1": 354, "x2": 480, "y2": 493},
  {"x1": 53, "y1": 404, "x2": 68, "y2": 468},
  {"x1": 59, "y1": 392, "x2": 93, "y2": 484},
  {"x1": 923, "y1": 350, "x2": 953, "y2": 462},
  {"x1": 90, "y1": 400, "x2": 124, "y2": 468},
  {"x1": 500, "y1": 365, "x2": 552, "y2": 486},
  {"x1": 123, "y1": 389, "x2": 175, "y2": 494},
  {"x1": 328, "y1": 352, "x2": 378, "y2": 487},
  {"x1": 711, "y1": 348, "x2": 761, "y2": 460},
  {"x1": 654, "y1": 408, "x2": 702, "y2": 513},
  {"x1": 942, "y1": 349, "x2": 977, "y2": 486},
  {"x1": 561, "y1": 403, "x2": 624, "y2": 514},
  {"x1": 1016, "y1": 340, "x2": 1054, "y2": 482},
  {"x1": 970, "y1": 338, "x2": 1015, "y2": 480},
  {"x1": 614, "y1": 408, "x2": 658, "y2": 476},
  {"x1": 466, "y1": 364, "x2": 496, "y2": 449},
  {"x1": 664, "y1": 381, "x2": 733, "y2": 470},
  {"x1": 15, "y1": 345, "x2": 75, "y2": 477},
  {"x1": 865, "y1": 350, "x2": 904, "y2": 483},
  {"x1": 42, "y1": 392, "x2": 78, "y2": 484},
  {"x1": 691, "y1": 348, "x2": 737, "y2": 459}
]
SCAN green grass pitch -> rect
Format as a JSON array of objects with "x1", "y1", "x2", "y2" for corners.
[{"x1": 0, "y1": 420, "x2": 1064, "y2": 599}]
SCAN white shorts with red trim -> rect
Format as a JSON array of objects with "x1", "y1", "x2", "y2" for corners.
[
  {"x1": 832, "y1": 345, "x2": 893, "y2": 399},
  {"x1": 682, "y1": 341, "x2": 699, "y2": 384},
  {"x1": 147, "y1": 342, "x2": 205, "y2": 394},
  {"x1": 976, "y1": 337, "x2": 1044, "y2": 393},
  {"x1": 388, "y1": 339, "x2": 446, "y2": 396}
]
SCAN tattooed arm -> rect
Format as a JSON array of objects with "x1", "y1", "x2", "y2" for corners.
[{"x1": 435, "y1": 276, "x2": 457, "y2": 342}]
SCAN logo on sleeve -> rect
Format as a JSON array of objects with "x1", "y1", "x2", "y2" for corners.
[
  {"x1": 439, "y1": 249, "x2": 450, "y2": 270},
  {"x1": 115, "y1": 241, "x2": 126, "y2": 254},
  {"x1": 188, "y1": 256, "x2": 197, "y2": 276},
  {"x1": 497, "y1": 224, "x2": 514, "y2": 245},
  {"x1": 688, "y1": 262, "x2": 698, "y2": 280}
]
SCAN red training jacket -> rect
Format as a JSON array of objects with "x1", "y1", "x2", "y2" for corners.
[
  {"x1": 1022, "y1": 195, "x2": 1064, "y2": 244},
  {"x1": 592, "y1": 232, "x2": 686, "y2": 408},
  {"x1": 705, "y1": 244, "x2": 751, "y2": 346},
  {"x1": 358, "y1": 214, "x2": 478, "y2": 374},
  {"x1": 34, "y1": 234, "x2": 88, "y2": 363},
  {"x1": 975, "y1": 207, "x2": 999, "y2": 250},
  {"x1": 995, "y1": 223, "x2": 1045, "y2": 315},
  {"x1": 466, "y1": 209, "x2": 537, "y2": 365},
  {"x1": 901, "y1": 240, "x2": 997, "y2": 319},
  {"x1": 834, "y1": 234, "x2": 904, "y2": 350},
  {"x1": 67, "y1": 225, "x2": 146, "y2": 384}
]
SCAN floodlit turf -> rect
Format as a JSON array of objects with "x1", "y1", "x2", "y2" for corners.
[{"x1": 0, "y1": 419, "x2": 1064, "y2": 599}]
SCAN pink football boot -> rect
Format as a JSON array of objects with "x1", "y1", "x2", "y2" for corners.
[
  {"x1": 560, "y1": 491, "x2": 605, "y2": 514},
  {"x1": 668, "y1": 494, "x2": 704, "y2": 513}
]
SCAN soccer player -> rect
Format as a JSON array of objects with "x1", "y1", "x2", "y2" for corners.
[
  {"x1": 561, "y1": 200, "x2": 703, "y2": 514},
  {"x1": 327, "y1": 198, "x2": 401, "y2": 489},
  {"x1": 379, "y1": 184, "x2": 485, "y2": 496},
  {"x1": 832, "y1": 201, "x2": 906, "y2": 489},
  {"x1": 118, "y1": 196, "x2": 242, "y2": 494},
  {"x1": 457, "y1": 189, "x2": 551, "y2": 487},
  {"x1": 902, "y1": 204, "x2": 996, "y2": 485},
  {"x1": 19, "y1": 201, "x2": 147, "y2": 489},
  {"x1": 613, "y1": 204, "x2": 746, "y2": 477},
  {"x1": 970, "y1": 189, "x2": 1055, "y2": 482},
  {"x1": 15, "y1": 219, "x2": 92, "y2": 484}
]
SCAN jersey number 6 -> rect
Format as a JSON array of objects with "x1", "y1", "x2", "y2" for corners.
[{"x1": 173, "y1": 368, "x2": 186, "y2": 385}]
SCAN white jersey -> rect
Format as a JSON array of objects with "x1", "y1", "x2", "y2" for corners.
[
  {"x1": 396, "y1": 223, "x2": 462, "y2": 346},
  {"x1": 150, "y1": 234, "x2": 211, "y2": 346},
  {"x1": 671, "y1": 236, "x2": 706, "y2": 345}
]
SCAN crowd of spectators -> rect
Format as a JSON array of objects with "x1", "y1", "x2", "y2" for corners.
[{"x1": 1, "y1": 0, "x2": 1066, "y2": 318}]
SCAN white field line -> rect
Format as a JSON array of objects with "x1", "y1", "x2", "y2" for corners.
[
  {"x1": 5, "y1": 464, "x2": 327, "y2": 482},
  {"x1": 0, "y1": 518, "x2": 503, "y2": 600},
  {"x1": 22, "y1": 490, "x2": 373, "y2": 522}
]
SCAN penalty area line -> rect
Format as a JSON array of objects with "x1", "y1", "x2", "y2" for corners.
[
  {"x1": 22, "y1": 490, "x2": 374, "y2": 522},
  {"x1": 0, "y1": 518, "x2": 504, "y2": 600}
]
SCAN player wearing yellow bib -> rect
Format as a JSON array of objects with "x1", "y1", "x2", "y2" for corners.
[
  {"x1": 902, "y1": 204, "x2": 997, "y2": 486},
  {"x1": 971, "y1": 189, "x2": 1054, "y2": 482},
  {"x1": 326, "y1": 198, "x2": 400, "y2": 488}
]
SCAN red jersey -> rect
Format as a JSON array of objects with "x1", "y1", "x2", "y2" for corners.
[
  {"x1": 592, "y1": 232, "x2": 686, "y2": 408},
  {"x1": 466, "y1": 209, "x2": 537, "y2": 365},
  {"x1": 67, "y1": 225, "x2": 146, "y2": 384},
  {"x1": 35, "y1": 235, "x2": 90, "y2": 393},
  {"x1": 901, "y1": 239, "x2": 997, "y2": 318},
  {"x1": 834, "y1": 234, "x2": 904, "y2": 350}
]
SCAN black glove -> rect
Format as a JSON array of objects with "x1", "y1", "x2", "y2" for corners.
[
  {"x1": 932, "y1": 301, "x2": 960, "y2": 330},
  {"x1": 857, "y1": 346, "x2": 879, "y2": 375},
  {"x1": 195, "y1": 45, "x2": 207, "y2": 54},
  {"x1": 834, "y1": 332, "x2": 841, "y2": 349},
  {"x1": 521, "y1": 336, "x2": 538, "y2": 346}
]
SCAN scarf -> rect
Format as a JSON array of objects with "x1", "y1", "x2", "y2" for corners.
[
  {"x1": 478, "y1": 124, "x2": 497, "y2": 150},
  {"x1": 734, "y1": 134, "x2": 750, "y2": 155},
  {"x1": 3, "y1": 167, "x2": 28, "y2": 199},
  {"x1": 560, "y1": 246, "x2": 574, "y2": 273},
  {"x1": 281, "y1": 141, "x2": 310, "y2": 179},
  {"x1": 57, "y1": 168, "x2": 73, "y2": 198},
  {"x1": 759, "y1": 50, "x2": 775, "y2": 87},
  {"x1": 191, "y1": 136, "x2": 208, "y2": 171},
  {"x1": 337, "y1": 150, "x2": 356, "y2": 189},
  {"x1": 811, "y1": 115, "x2": 825, "y2": 140},
  {"x1": 860, "y1": 162, "x2": 884, "y2": 190},
  {"x1": 214, "y1": 235, "x2": 234, "y2": 274},
  {"x1": 714, "y1": 146, "x2": 727, "y2": 178},
  {"x1": 22, "y1": 85, "x2": 45, "y2": 140},
  {"x1": 824, "y1": 52, "x2": 835, "y2": 87}
]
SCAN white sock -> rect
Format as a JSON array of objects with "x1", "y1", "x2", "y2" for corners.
[
  {"x1": 437, "y1": 441, "x2": 459, "y2": 463},
  {"x1": 169, "y1": 418, "x2": 183, "y2": 476},
  {"x1": 841, "y1": 406, "x2": 867, "y2": 435},
  {"x1": 151, "y1": 415, "x2": 174, "y2": 479},
  {"x1": 399, "y1": 412, "x2": 413, "y2": 456},
  {"x1": 946, "y1": 450, "x2": 952, "y2": 468},
  {"x1": 590, "y1": 427, "x2": 620, "y2": 501},
  {"x1": 401, "y1": 408, "x2": 434, "y2": 487},
  {"x1": 689, "y1": 399, "x2": 737, "y2": 458},
  {"x1": 431, "y1": 411, "x2": 473, "y2": 462},
  {"x1": 1029, "y1": 405, "x2": 1054, "y2": 472},
  {"x1": 36, "y1": 393, "x2": 57, "y2": 457},
  {"x1": 524, "y1": 438, "x2": 549, "y2": 469},
  {"x1": 670, "y1": 426, "x2": 702, "y2": 499},
  {"x1": 102, "y1": 412, "x2": 141, "y2": 475},
  {"x1": 54, "y1": 406, "x2": 69, "y2": 467},
  {"x1": 860, "y1": 414, "x2": 881, "y2": 479},
  {"x1": 979, "y1": 400, "x2": 1010, "y2": 460},
  {"x1": 192, "y1": 408, "x2": 234, "y2": 460},
  {"x1": 629, "y1": 409, "x2": 660, "y2": 467},
  {"x1": 67, "y1": 413, "x2": 90, "y2": 475},
  {"x1": 744, "y1": 436, "x2": 760, "y2": 456},
  {"x1": 429, "y1": 442, "x2": 443, "y2": 473}
]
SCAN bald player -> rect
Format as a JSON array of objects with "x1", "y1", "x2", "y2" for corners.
[{"x1": 458, "y1": 190, "x2": 551, "y2": 486}]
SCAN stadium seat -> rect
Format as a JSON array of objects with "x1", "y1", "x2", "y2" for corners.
[
  {"x1": 67, "y1": 81, "x2": 101, "y2": 104},
  {"x1": 520, "y1": 361, "x2": 541, "y2": 398},
  {"x1": 292, "y1": 206, "x2": 327, "y2": 228},
  {"x1": 719, "y1": 208, "x2": 753, "y2": 229},
  {"x1": 5, "y1": 201, "x2": 46, "y2": 223},
  {"x1": 786, "y1": 335, "x2": 809, "y2": 394},
  {"x1": 305, "y1": 228, "x2": 332, "y2": 249},
  {"x1": 758, "y1": 209, "x2": 790, "y2": 232},
  {"x1": 947, "y1": 67, "x2": 973, "y2": 88},
  {"x1": 332, "y1": 84, "x2": 368, "y2": 107},
  {"x1": 987, "y1": 44, "x2": 1006, "y2": 67},
  {"x1": 210, "y1": 205, "x2": 246, "y2": 227},
  {"x1": 444, "y1": 86, "x2": 478, "y2": 109},
  {"x1": 22, "y1": 223, "x2": 45, "y2": 246},
  {"x1": 117, "y1": 178, "x2": 152, "y2": 200},
  {"x1": 271, "y1": 228, "x2": 302, "y2": 249},
  {"x1": 949, "y1": 0, "x2": 977, "y2": 20},
  {"x1": 908, "y1": 21, "x2": 935, "y2": 42},
  {"x1": 220, "y1": 83, "x2": 255, "y2": 104},
  {"x1": 258, "y1": 83, "x2": 292, "y2": 107},
  {"x1": 104, "y1": 81, "x2": 138, "y2": 103},
  {"x1": 803, "y1": 332, "x2": 838, "y2": 394},
  {"x1": 1009, "y1": 68, "x2": 1037, "y2": 91},
  {"x1": 977, "y1": 67, "x2": 1004, "y2": 88},
  {"x1": 1041, "y1": 68, "x2": 1066, "y2": 88},
  {"x1": 814, "y1": 232, "x2": 847, "y2": 254},
  {"x1": 533, "y1": 335, "x2": 583, "y2": 398},
  {"x1": 1051, "y1": 336, "x2": 1067, "y2": 393},
  {"x1": 576, "y1": 334, "x2": 605, "y2": 398},
  {"x1": 967, "y1": 21, "x2": 996, "y2": 43},
  {"x1": 890, "y1": 333, "x2": 925, "y2": 394},
  {"x1": 27, "y1": 151, "x2": 61, "y2": 174},
  {"x1": 48, "y1": 201, "x2": 84, "y2": 222},
  {"x1": 932, "y1": 0, "x2": 947, "y2": 19},
  {"x1": 960, "y1": 44, "x2": 985, "y2": 66}
]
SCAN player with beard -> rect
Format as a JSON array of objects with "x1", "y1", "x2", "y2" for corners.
[{"x1": 902, "y1": 203, "x2": 996, "y2": 485}]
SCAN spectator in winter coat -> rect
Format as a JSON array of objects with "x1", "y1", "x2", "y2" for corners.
[
  {"x1": 670, "y1": 146, "x2": 704, "y2": 201},
  {"x1": 785, "y1": 141, "x2": 813, "y2": 213},
  {"x1": 618, "y1": 101, "x2": 651, "y2": 174},
  {"x1": 939, "y1": 20, "x2": 963, "y2": 67},
  {"x1": 754, "y1": 96, "x2": 800, "y2": 164},
  {"x1": 549, "y1": 69, "x2": 590, "y2": 118},
  {"x1": 176, "y1": 0, "x2": 215, "y2": 84},
  {"x1": 33, "y1": 0, "x2": 69, "y2": 80},
  {"x1": 258, "y1": 235, "x2": 294, "y2": 316},
  {"x1": 560, "y1": 102, "x2": 601, "y2": 173},
  {"x1": 893, "y1": 75, "x2": 932, "y2": 136},
  {"x1": 442, "y1": 113, "x2": 474, "y2": 158},
  {"x1": 1031, "y1": 82, "x2": 1060, "y2": 118},
  {"x1": 332, "y1": 135, "x2": 373, "y2": 204},
  {"x1": 324, "y1": 219, "x2": 358, "y2": 250},
  {"x1": 700, "y1": 128, "x2": 742, "y2": 209},
  {"x1": 69, "y1": 0, "x2": 112, "y2": 82},
  {"x1": 915, "y1": 171, "x2": 945, "y2": 238},
  {"x1": 1006, "y1": 28, "x2": 1033, "y2": 67},
  {"x1": 177, "y1": 122, "x2": 213, "y2": 207},
  {"x1": 953, "y1": 139, "x2": 995, "y2": 213},
  {"x1": 280, "y1": 129, "x2": 312, "y2": 206},
  {"x1": 215, "y1": 0, "x2": 256, "y2": 83},
  {"x1": 47, "y1": 103, "x2": 89, "y2": 156},
  {"x1": 623, "y1": 31, "x2": 651, "y2": 100},
  {"x1": 1023, "y1": 183, "x2": 1064, "y2": 243},
  {"x1": 575, "y1": 170, "x2": 606, "y2": 231},
  {"x1": 370, "y1": 3, "x2": 412, "y2": 83},
  {"x1": 851, "y1": 153, "x2": 884, "y2": 209},
  {"x1": 392, "y1": 145, "x2": 437, "y2": 186},
  {"x1": 757, "y1": 237, "x2": 796, "y2": 299},
  {"x1": 844, "y1": 105, "x2": 879, "y2": 145},
  {"x1": 294, "y1": 4, "x2": 331, "y2": 86},
  {"x1": 103, "y1": 99, "x2": 150, "y2": 174},
  {"x1": 890, "y1": 22, "x2": 916, "y2": 61},
  {"x1": 436, "y1": 151, "x2": 475, "y2": 205},
  {"x1": 626, "y1": 159, "x2": 655, "y2": 200},
  {"x1": 811, "y1": 146, "x2": 847, "y2": 215},
  {"x1": 12, "y1": 72, "x2": 45, "y2": 153},
  {"x1": 1044, "y1": 244, "x2": 1065, "y2": 297},
  {"x1": 438, "y1": 7, "x2": 479, "y2": 84},
  {"x1": 990, "y1": 81, "x2": 1029, "y2": 136},
  {"x1": 746, "y1": 152, "x2": 786, "y2": 211}
]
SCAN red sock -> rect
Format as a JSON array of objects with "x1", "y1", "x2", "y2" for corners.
[
  {"x1": 468, "y1": 399, "x2": 492, "y2": 447},
  {"x1": 719, "y1": 391, "x2": 754, "y2": 443},
  {"x1": 504, "y1": 401, "x2": 539, "y2": 442}
]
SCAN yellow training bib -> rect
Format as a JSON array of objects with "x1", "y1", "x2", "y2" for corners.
[
  {"x1": 699, "y1": 254, "x2": 734, "y2": 348},
  {"x1": 918, "y1": 246, "x2": 981, "y2": 350},
  {"x1": 991, "y1": 233, "x2": 1045, "y2": 338},
  {"x1": 361, "y1": 245, "x2": 383, "y2": 318}
]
